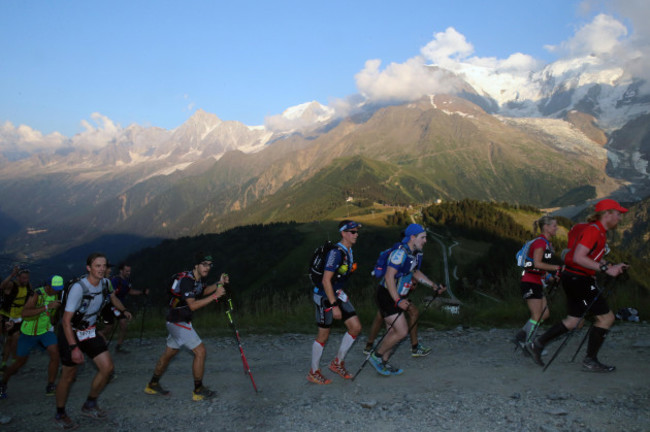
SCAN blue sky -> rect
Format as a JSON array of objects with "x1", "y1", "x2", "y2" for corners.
[{"x1": 0, "y1": 0, "x2": 642, "y2": 137}]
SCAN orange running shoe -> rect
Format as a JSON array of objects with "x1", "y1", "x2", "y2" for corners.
[
  {"x1": 328, "y1": 358, "x2": 353, "y2": 379},
  {"x1": 306, "y1": 369, "x2": 332, "y2": 385}
]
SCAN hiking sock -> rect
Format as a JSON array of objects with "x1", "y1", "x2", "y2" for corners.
[
  {"x1": 537, "y1": 322, "x2": 568, "y2": 346},
  {"x1": 586, "y1": 326, "x2": 609, "y2": 359},
  {"x1": 84, "y1": 397, "x2": 97, "y2": 407},
  {"x1": 412, "y1": 343, "x2": 418, "y2": 351},
  {"x1": 150, "y1": 374, "x2": 161, "y2": 385},
  {"x1": 336, "y1": 332, "x2": 356, "y2": 362},
  {"x1": 523, "y1": 319, "x2": 539, "y2": 340},
  {"x1": 56, "y1": 407, "x2": 66, "y2": 416},
  {"x1": 311, "y1": 340, "x2": 325, "y2": 372},
  {"x1": 194, "y1": 380, "x2": 203, "y2": 391}
]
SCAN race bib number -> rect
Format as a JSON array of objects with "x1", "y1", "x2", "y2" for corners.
[
  {"x1": 76, "y1": 326, "x2": 96, "y2": 341},
  {"x1": 336, "y1": 289, "x2": 348, "y2": 303}
]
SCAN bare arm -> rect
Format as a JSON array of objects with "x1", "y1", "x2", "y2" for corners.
[
  {"x1": 185, "y1": 284, "x2": 226, "y2": 312},
  {"x1": 413, "y1": 269, "x2": 446, "y2": 294},
  {"x1": 573, "y1": 244, "x2": 628, "y2": 277},
  {"x1": 202, "y1": 273, "x2": 229, "y2": 296},
  {"x1": 61, "y1": 310, "x2": 84, "y2": 364},
  {"x1": 21, "y1": 292, "x2": 61, "y2": 318},
  {"x1": 110, "y1": 292, "x2": 133, "y2": 320}
]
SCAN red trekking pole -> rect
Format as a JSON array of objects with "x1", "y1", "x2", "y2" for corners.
[{"x1": 225, "y1": 293, "x2": 258, "y2": 393}]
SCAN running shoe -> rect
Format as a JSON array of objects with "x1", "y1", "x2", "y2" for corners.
[
  {"x1": 0, "y1": 383, "x2": 6, "y2": 399},
  {"x1": 582, "y1": 357, "x2": 616, "y2": 373},
  {"x1": 144, "y1": 381, "x2": 171, "y2": 396},
  {"x1": 525, "y1": 340, "x2": 545, "y2": 367},
  {"x1": 46, "y1": 383, "x2": 56, "y2": 396},
  {"x1": 363, "y1": 342, "x2": 374, "y2": 355},
  {"x1": 81, "y1": 402, "x2": 108, "y2": 419},
  {"x1": 306, "y1": 369, "x2": 332, "y2": 385},
  {"x1": 411, "y1": 343, "x2": 432, "y2": 357},
  {"x1": 192, "y1": 385, "x2": 216, "y2": 401},
  {"x1": 382, "y1": 361, "x2": 404, "y2": 376},
  {"x1": 328, "y1": 358, "x2": 352, "y2": 379},
  {"x1": 369, "y1": 353, "x2": 403, "y2": 376},
  {"x1": 54, "y1": 413, "x2": 78, "y2": 430}
]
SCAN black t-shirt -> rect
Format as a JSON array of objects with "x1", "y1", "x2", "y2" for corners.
[{"x1": 166, "y1": 276, "x2": 205, "y2": 323}]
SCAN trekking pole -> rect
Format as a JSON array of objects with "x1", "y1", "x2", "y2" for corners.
[
  {"x1": 569, "y1": 324, "x2": 593, "y2": 363},
  {"x1": 139, "y1": 294, "x2": 148, "y2": 344},
  {"x1": 224, "y1": 291, "x2": 258, "y2": 393},
  {"x1": 351, "y1": 308, "x2": 405, "y2": 381},
  {"x1": 542, "y1": 275, "x2": 614, "y2": 372}
]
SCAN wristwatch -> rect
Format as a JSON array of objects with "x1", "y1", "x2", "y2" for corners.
[{"x1": 599, "y1": 263, "x2": 609, "y2": 273}]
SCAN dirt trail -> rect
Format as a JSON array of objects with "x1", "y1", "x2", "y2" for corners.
[{"x1": 1, "y1": 323, "x2": 649, "y2": 431}]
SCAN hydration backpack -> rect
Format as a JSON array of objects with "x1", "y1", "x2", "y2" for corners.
[
  {"x1": 371, "y1": 242, "x2": 404, "y2": 279},
  {"x1": 58, "y1": 276, "x2": 111, "y2": 331},
  {"x1": 308, "y1": 241, "x2": 345, "y2": 286},
  {"x1": 168, "y1": 271, "x2": 196, "y2": 308},
  {"x1": 515, "y1": 237, "x2": 550, "y2": 268}
]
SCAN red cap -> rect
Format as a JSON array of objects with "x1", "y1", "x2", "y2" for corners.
[{"x1": 595, "y1": 199, "x2": 628, "y2": 213}]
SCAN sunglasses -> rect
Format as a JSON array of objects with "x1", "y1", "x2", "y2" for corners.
[
  {"x1": 346, "y1": 230, "x2": 359, "y2": 235},
  {"x1": 200, "y1": 262, "x2": 213, "y2": 268}
]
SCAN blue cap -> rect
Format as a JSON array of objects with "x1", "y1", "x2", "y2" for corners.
[
  {"x1": 402, "y1": 223, "x2": 425, "y2": 243},
  {"x1": 339, "y1": 220, "x2": 362, "y2": 232}
]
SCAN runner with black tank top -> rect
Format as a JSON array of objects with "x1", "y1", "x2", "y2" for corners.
[{"x1": 0, "y1": 267, "x2": 32, "y2": 370}]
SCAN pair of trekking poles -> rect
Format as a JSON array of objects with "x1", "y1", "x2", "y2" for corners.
[
  {"x1": 352, "y1": 288, "x2": 443, "y2": 381},
  {"x1": 520, "y1": 271, "x2": 626, "y2": 372}
]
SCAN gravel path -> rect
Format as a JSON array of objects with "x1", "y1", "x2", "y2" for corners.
[{"x1": 1, "y1": 323, "x2": 649, "y2": 432}]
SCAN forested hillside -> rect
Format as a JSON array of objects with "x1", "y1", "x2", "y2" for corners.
[{"x1": 124, "y1": 200, "x2": 649, "y2": 328}]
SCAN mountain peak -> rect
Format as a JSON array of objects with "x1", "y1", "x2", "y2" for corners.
[{"x1": 186, "y1": 109, "x2": 222, "y2": 127}]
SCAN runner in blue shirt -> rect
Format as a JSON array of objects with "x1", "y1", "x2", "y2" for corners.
[
  {"x1": 369, "y1": 224, "x2": 445, "y2": 376},
  {"x1": 307, "y1": 220, "x2": 362, "y2": 384}
]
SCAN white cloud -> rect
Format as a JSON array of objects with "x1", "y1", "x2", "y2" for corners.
[
  {"x1": 545, "y1": 14, "x2": 627, "y2": 57},
  {"x1": 353, "y1": 6, "x2": 650, "y2": 117},
  {"x1": 355, "y1": 57, "x2": 464, "y2": 103},
  {"x1": 420, "y1": 27, "x2": 474, "y2": 66},
  {"x1": 0, "y1": 121, "x2": 66, "y2": 153},
  {"x1": 73, "y1": 113, "x2": 122, "y2": 149}
]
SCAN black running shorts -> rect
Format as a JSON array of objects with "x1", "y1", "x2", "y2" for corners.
[
  {"x1": 520, "y1": 282, "x2": 545, "y2": 300},
  {"x1": 58, "y1": 330, "x2": 108, "y2": 367},
  {"x1": 376, "y1": 286, "x2": 405, "y2": 318},
  {"x1": 561, "y1": 272, "x2": 610, "y2": 318}
]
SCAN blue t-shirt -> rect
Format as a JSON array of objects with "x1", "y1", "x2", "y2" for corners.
[
  {"x1": 110, "y1": 276, "x2": 131, "y2": 302},
  {"x1": 314, "y1": 243, "x2": 354, "y2": 296},
  {"x1": 380, "y1": 244, "x2": 422, "y2": 297}
]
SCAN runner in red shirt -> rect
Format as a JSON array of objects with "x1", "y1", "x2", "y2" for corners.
[
  {"x1": 514, "y1": 216, "x2": 561, "y2": 349},
  {"x1": 527, "y1": 199, "x2": 629, "y2": 372}
]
